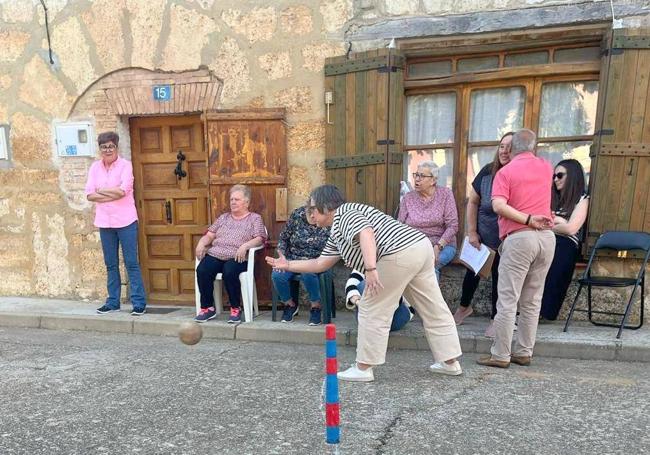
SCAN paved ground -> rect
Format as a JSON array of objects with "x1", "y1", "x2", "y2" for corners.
[{"x1": 0, "y1": 327, "x2": 648, "y2": 455}]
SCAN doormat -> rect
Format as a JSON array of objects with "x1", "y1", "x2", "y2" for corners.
[{"x1": 145, "y1": 307, "x2": 182, "y2": 315}]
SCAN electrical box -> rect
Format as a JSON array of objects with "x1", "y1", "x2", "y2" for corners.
[
  {"x1": 0, "y1": 124, "x2": 8, "y2": 160},
  {"x1": 55, "y1": 122, "x2": 94, "y2": 157}
]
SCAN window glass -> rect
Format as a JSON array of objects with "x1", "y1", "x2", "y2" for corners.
[
  {"x1": 504, "y1": 51, "x2": 549, "y2": 67},
  {"x1": 467, "y1": 145, "x2": 498, "y2": 194},
  {"x1": 408, "y1": 60, "x2": 452, "y2": 78},
  {"x1": 469, "y1": 87, "x2": 525, "y2": 142},
  {"x1": 539, "y1": 81, "x2": 599, "y2": 137},
  {"x1": 536, "y1": 141, "x2": 592, "y2": 184},
  {"x1": 554, "y1": 46, "x2": 601, "y2": 63},
  {"x1": 407, "y1": 149, "x2": 454, "y2": 189},
  {"x1": 457, "y1": 56, "x2": 499, "y2": 72},
  {"x1": 405, "y1": 93, "x2": 456, "y2": 145}
]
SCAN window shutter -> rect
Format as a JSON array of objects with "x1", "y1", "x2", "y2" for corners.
[
  {"x1": 324, "y1": 48, "x2": 405, "y2": 215},
  {"x1": 587, "y1": 29, "x2": 650, "y2": 251}
]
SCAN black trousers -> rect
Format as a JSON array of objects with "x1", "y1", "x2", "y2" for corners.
[
  {"x1": 196, "y1": 255, "x2": 248, "y2": 309},
  {"x1": 459, "y1": 251, "x2": 501, "y2": 319},
  {"x1": 540, "y1": 235, "x2": 578, "y2": 320}
]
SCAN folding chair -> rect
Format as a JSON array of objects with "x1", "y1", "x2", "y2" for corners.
[
  {"x1": 194, "y1": 244, "x2": 265, "y2": 323},
  {"x1": 563, "y1": 231, "x2": 650, "y2": 339},
  {"x1": 271, "y1": 271, "x2": 336, "y2": 323}
]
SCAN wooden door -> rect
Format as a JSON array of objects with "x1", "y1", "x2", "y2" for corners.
[
  {"x1": 130, "y1": 116, "x2": 208, "y2": 305},
  {"x1": 587, "y1": 28, "x2": 650, "y2": 253},
  {"x1": 324, "y1": 48, "x2": 405, "y2": 216},
  {"x1": 204, "y1": 109, "x2": 287, "y2": 304}
]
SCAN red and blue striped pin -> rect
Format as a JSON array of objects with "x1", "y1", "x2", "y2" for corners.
[{"x1": 325, "y1": 323, "x2": 340, "y2": 445}]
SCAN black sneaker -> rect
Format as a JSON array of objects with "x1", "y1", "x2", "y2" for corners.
[
  {"x1": 131, "y1": 308, "x2": 146, "y2": 316},
  {"x1": 308, "y1": 307, "x2": 321, "y2": 326},
  {"x1": 194, "y1": 307, "x2": 217, "y2": 323},
  {"x1": 281, "y1": 304, "x2": 299, "y2": 323},
  {"x1": 96, "y1": 305, "x2": 119, "y2": 314}
]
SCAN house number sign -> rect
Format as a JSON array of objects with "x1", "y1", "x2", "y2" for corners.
[{"x1": 153, "y1": 85, "x2": 172, "y2": 101}]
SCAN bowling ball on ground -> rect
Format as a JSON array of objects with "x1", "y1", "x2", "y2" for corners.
[{"x1": 178, "y1": 321, "x2": 203, "y2": 345}]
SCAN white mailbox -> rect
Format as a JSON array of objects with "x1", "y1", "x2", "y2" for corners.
[{"x1": 55, "y1": 122, "x2": 94, "y2": 157}]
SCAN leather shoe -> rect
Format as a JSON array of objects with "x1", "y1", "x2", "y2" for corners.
[
  {"x1": 476, "y1": 356, "x2": 510, "y2": 368},
  {"x1": 510, "y1": 355, "x2": 531, "y2": 366}
]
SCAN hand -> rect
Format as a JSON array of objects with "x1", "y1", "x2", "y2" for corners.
[
  {"x1": 265, "y1": 251, "x2": 289, "y2": 271},
  {"x1": 468, "y1": 231, "x2": 481, "y2": 249},
  {"x1": 195, "y1": 246, "x2": 207, "y2": 260},
  {"x1": 529, "y1": 215, "x2": 553, "y2": 230},
  {"x1": 234, "y1": 244, "x2": 249, "y2": 263},
  {"x1": 433, "y1": 244, "x2": 441, "y2": 266},
  {"x1": 363, "y1": 269, "x2": 384, "y2": 297}
]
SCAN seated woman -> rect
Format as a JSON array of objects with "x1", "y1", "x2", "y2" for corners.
[
  {"x1": 346, "y1": 270, "x2": 414, "y2": 332},
  {"x1": 272, "y1": 204, "x2": 330, "y2": 325},
  {"x1": 540, "y1": 159, "x2": 589, "y2": 321},
  {"x1": 194, "y1": 184, "x2": 267, "y2": 323},
  {"x1": 398, "y1": 160, "x2": 459, "y2": 280}
]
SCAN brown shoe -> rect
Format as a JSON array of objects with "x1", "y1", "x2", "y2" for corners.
[
  {"x1": 510, "y1": 355, "x2": 531, "y2": 366},
  {"x1": 476, "y1": 356, "x2": 510, "y2": 368}
]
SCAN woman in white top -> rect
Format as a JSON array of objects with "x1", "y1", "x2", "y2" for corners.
[{"x1": 266, "y1": 185, "x2": 462, "y2": 383}]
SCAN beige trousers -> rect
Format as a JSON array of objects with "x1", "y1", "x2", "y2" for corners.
[
  {"x1": 356, "y1": 238, "x2": 462, "y2": 365},
  {"x1": 491, "y1": 229, "x2": 555, "y2": 361}
]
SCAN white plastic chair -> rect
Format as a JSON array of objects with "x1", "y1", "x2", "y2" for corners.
[{"x1": 194, "y1": 244, "x2": 264, "y2": 323}]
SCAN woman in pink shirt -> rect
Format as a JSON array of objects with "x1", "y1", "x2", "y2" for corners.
[
  {"x1": 85, "y1": 132, "x2": 146, "y2": 315},
  {"x1": 398, "y1": 161, "x2": 459, "y2": 280}
]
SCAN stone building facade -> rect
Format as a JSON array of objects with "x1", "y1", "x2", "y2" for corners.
[{"x1": 0, "y1": 0, "x2": 648, "y2": 321}]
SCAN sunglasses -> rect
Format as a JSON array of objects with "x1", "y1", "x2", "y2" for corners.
[
  {"x1": 412, "y1": 172, "x2": 434, "y2": 180},
  {"x1": 553, "y1": 172, "x2": 566, "y2": 180}
]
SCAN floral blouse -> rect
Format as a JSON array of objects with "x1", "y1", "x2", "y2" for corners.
[
  {"x1": 397, "y1": 187, "x2": 459, "y2": 248},
  {"x1": 277, "y1": 206, "x2": 330, "y2": 260}
]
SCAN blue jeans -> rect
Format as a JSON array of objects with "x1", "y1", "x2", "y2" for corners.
[
  {"x1": 271, "y1": 271, "x2": 321, "y2": 303},
  {"x1": 99, "y1": 221, "x2": 146, "y2": 310},
  {"x1": 356, "y1": 281, "x2": 411, "y2": 332},
  {"x1": 435, "y1": 245, "x2": 457, "y2": 281}
]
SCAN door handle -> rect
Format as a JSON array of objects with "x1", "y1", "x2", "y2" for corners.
[
  {"x1": 165, "y1": 200, "x2": 172, "y2": 224},
  {"x1": 174, "y1": 150, "x2": 187, "y2": 180}
]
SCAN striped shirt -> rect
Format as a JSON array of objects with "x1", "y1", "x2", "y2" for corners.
[{"x1": 321, "y1": 203, "x2": 426, "y2": 273}]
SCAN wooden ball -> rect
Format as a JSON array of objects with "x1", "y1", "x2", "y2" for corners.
[{"x1": 178, "y1": 322, "x2": 203, "y2": 345}]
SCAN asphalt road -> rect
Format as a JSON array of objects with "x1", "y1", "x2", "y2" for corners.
[{"x1": 0, "y1": 327, "x2": 648, "y2": 455}]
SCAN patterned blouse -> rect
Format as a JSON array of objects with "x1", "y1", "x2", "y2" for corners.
[
  {"x1": 277, "y1": 206, "x2": 330, "y2": 260},
  {"x1": 321, "y1": 203, "x2": 426, "y2": 273},
  {"x1": 206, "y1": 212, "x2": 267, "y2": 261},
  {"x1": 397, "y1": 187, "x2": 459, "y2": 248}
]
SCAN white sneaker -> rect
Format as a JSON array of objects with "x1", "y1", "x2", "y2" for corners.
[
  {"x1": 429, "y1": 360, "x2": 462, "y2": 376},
  {"x1": 337, "y1": 364, "x2": 374, "y2": 382}
]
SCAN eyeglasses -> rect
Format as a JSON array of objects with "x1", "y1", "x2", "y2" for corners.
[
  {"x1": 553, "y1": 172, "x2": 566, "y2": 180},
  {"x1": 412, "y1": 172, "x2": 434, "y2": 180},
  {"x1": 99, "y1": 144, "x2": 117, "y2": 152},
  {"x1": 305, "y1": 204, "x2": 316, "y2": 215}
]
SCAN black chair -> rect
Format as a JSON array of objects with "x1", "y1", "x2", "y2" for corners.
[
  {"x1": 563, "y1": 231, "x2": 650, "y2": 339},
  {"x1": 271, "y1": 271, "x2": 336, "y2": 323}
]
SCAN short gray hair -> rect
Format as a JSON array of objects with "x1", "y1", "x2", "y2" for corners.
[
  {"x1": 511, "y1": 129, "x2": 537, "y2": 155},
  {"x1": 310, "y1": 184, "x2": 346, "y2": 213},
  {"x1": 417, "y1": 160, "x2": 439, "y2": 178},
  {"x1": 230, "y1": 184, "x2": 251, "y2": 201}
]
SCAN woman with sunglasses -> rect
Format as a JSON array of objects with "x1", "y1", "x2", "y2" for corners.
[
  {"x1": 454, "y1": 132, "x2": 513, "y2": 337},
  {"x1": 539, "y1": 159, "x2": 589, "y2": 321},
  {"x1": 398, "y1": 161, "x2": 459, "y2": 280}
]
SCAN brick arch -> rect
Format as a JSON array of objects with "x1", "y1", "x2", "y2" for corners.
[{"x1": 69, "y1": 67, "x2": 223, "y2": 132}]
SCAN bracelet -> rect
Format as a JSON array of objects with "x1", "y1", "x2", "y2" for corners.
[
  {"x1": 525, "y1": 214, "x2": 531, "y2": 226},
  {"x1": 365, "y1": 267, "x2": 377, "y2": 272}
]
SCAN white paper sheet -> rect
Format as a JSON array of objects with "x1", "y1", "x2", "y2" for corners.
[{"x1": 459, "y1": 236, "x2": 491, "y2": 275}]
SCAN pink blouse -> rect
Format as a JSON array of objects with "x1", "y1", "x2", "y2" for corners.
[
  {"x1": 207, "y1": 212, "x2": 268, "y2": 260},
  {"x1": 84, "y1": 157, "x2": 138, "y2": 228},
  {"x1": 397, "y1": 187, "x2": 459, "y2": 248}
]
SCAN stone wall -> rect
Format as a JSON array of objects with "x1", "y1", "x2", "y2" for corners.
[{"x1": 0, "y1": 0, "x2": 648, "y2": 314}]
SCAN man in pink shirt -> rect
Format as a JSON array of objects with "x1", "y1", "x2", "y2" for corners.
[
  {"x1": 478, "y1": 129, "x2": 555, "y2": 368},
  {"x1": 85, "y1": 132, "x2": 147, "y2": 315}
]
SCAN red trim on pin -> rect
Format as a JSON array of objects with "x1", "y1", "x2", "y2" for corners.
[
  {"x1": 326, "y1": 358, "x2": 338, "y2": 374},
  {"x1": 326, "y1": 404, "x2": 340, "y2": 426},
  {"x1": 325, "y1": 324, "x2": 336, "y2": 340}
]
